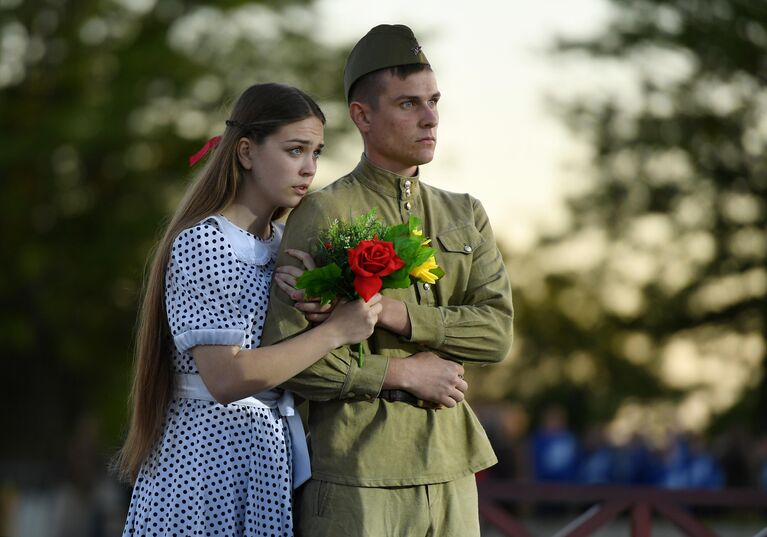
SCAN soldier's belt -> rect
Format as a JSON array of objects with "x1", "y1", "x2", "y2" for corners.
[{"x1": 378, "y1": 389, "x2": 442, "y2": 409}]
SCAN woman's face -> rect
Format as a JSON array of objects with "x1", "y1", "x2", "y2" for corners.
[{"x1": 243, "y1": 115, "x2": 325, "y2": 210}]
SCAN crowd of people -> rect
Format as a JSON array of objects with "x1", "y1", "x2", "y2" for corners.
[{"x1": 479, "y1": 403, "x2": 767, "y2": 490}]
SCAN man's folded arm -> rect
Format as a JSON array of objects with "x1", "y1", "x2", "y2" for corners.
[{"x1": 406, "y1": 198, "x2": 513, "y2": 364}]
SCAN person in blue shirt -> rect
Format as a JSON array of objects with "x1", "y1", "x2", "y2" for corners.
[{"x1": 532, "y1": 405, "x2": 579, "y2": 482}]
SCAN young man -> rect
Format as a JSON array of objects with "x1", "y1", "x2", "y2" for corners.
[{"x1": 261, "y1": 24, "x2": 513, "y2": 536}]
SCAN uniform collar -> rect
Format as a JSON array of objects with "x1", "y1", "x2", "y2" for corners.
[{"x1": 351, "y1": 154, "x2": 421, "y2": 199}]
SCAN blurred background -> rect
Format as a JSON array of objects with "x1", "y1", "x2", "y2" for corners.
[{"x1": 1, "y1": 0, "x2": 765, "y2": 535}]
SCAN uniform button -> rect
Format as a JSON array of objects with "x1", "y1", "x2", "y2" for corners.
[
  {"x1": 347, "y1": 392, "x2": 356, "y2": 398},
  {"x1": 405, "y1": 189, "x2": 411, "y2": 197},
  {"x1": 463, "y1": 244, "x2": 473, "y2": 253},
  {"x1": 423, "y1": 283, "x2": 431, "y2": 291},
  {"x1": 404, "y1": 180, "x2": 412, "y2": 187},
  {"x1": 405, "y1": 201, "x2": 411, "y2": 210}
]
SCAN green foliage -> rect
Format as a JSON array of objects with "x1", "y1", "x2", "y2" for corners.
[
  {"x1": 295, "y1": 264, "x2": 343, "y2": 306},
  {"x1": 381, "y1": 217, "x2": 435, "y2": 288},
  {"x1": 0, "y1": 0, "x2": 349, "y2": 459},
  {"x1": 315, "y1": 210, "x2": 387, "y2": 266},
  {"x1": 306, "y1": 209, "x2": 388, "y2": 300},
  {"x1": 478, "y1": 0, "x2": 767, "y2": 434},
  {"x1": 297, "y1": 209, "x2": 444, "y2": 302},
  {"x1": 300, "y1": 209, "x2": 444, "y2": 370}
]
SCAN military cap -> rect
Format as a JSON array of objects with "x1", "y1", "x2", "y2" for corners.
[{"x1": 343, "y1": 24, "x2": 430, "y2": 102}]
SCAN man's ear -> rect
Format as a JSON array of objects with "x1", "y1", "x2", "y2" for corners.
[
  {"x1": 349, "y1": 101, "x2": 372, "y2": 133},
  {"x1": 236, "y1": 137, "x2": 253, "y2": 170}
]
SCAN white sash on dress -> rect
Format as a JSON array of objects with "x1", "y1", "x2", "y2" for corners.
[{"x1": 174, "y1": 373, "x2": 311, "y2": 489}]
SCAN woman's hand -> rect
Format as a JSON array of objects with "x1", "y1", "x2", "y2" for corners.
[
  {"x1": 274, "y1": 248, "x2": 337, "y2": 323},
  {"x1": 273, "y1": 248, "x2": 315, "y2": 301},
  {"x1": 324, "y1": 294, "x2": 383, "y2": 346}
]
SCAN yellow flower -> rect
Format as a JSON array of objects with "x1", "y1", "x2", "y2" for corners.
[
  {"x1": 412, "y1": 228, "x2": 431, "y2": 246},
  {"x1": 410, "y1": 256, "x2": 439, "y2": 284}
]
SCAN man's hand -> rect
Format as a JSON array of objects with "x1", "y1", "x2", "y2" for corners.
[
  {"x1": 376, "y1": 296, "x2": 412, "y2": 337},
  {"x1": 383, "y1": 352, "x2": 467, "y2": 408}
]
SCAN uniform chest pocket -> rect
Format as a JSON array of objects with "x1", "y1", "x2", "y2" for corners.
[{"x1": 436, "y1": 224, "x2": 485, "y2": 254}]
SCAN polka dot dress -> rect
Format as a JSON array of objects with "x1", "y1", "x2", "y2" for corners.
[{"x1": 123, "y1": 216, "x2": 295, "y2": 537}]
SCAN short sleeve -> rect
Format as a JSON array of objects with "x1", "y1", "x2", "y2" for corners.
[{"x1": 165, "y1": 222, "x2": 247, "y2": 353}]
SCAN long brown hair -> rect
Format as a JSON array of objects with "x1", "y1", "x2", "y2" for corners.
[{"x1": 114, "y1": 83, "x2": 325, "y2": 482}]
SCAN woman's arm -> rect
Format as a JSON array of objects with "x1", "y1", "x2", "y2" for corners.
[{"x1": 192, "y1": 295, "x2": 382, "y2": 404}]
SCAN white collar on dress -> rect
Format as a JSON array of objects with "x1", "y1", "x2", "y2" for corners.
[{"x1": 202, "y1": 215, "x2": 283, "y2": 265}]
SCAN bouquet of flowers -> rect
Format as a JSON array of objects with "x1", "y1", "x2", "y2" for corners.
[{"x1": 296, "y1": 209, "x2": 444, "y2": 366}]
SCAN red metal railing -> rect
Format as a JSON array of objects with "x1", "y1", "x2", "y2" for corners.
[{"x1": 478, "y1": 480, "x2": 767, "y2": 537}]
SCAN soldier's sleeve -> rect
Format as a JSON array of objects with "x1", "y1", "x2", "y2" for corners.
[
  {"x1": 405, "y1": 197, "x2": 513, "y2": 364},
  {"x1": 261, "y1": 196, "x2": 390, "y2": 401}
]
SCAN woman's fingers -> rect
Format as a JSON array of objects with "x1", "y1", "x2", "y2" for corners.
[
  {"x1": 304, "y1": 312, "x2": 332, "y2": 323},
  {"x1": 275, "y1": 265, "x2": 304, "y2": 280},
  {"x1": 285, "y1": 248, "x2": 316, "y2": 270},
  {"x1": 274, "y1": 273, "x2": 305, "y2": 301},
  {"x1": 295, "y1": 301, "x2": 333, "y2": 313},
  {"x1": 273, "y1": 270, "x2": 298, "y2": 288},
  {"x1": 297, "y1": 300, "x2": 334, "y2": 323}
]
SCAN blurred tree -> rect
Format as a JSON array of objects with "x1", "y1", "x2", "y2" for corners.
[
  {"x1": 0, "y1": 0, "x2": 349, "y2": 463},
  {"x1": 470, "y1": 0, "x2": 766, "y2": 436}
]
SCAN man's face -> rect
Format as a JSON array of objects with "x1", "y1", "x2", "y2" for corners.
[{"x1": 364, "y1": 69, "x2": 440, "y2": 175}]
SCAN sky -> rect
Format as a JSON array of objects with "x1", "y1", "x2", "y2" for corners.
[{"x1": 312, "y1": 0, "x2": 613, "y2": 250}]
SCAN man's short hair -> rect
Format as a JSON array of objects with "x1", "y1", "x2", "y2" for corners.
[{"x1": 348, "y1": 63, "x2": 432, "y2": 109}]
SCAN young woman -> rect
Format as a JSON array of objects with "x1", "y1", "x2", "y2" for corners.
[{"x1": 116, "y1": 83, "x2": 382, "y2": 537}]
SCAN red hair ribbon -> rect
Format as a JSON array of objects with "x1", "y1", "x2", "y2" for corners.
[{"x1": 188, "y1": 135, "x2": 222, "y2": 167}]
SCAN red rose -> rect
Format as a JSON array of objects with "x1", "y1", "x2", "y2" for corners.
[{"x1": 348, "y1": 239, "x2": 404, "y2": 301}]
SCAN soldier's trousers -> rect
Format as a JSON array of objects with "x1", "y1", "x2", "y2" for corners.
[{"x1": 295, "y1": 473, "x2": 480, "y2": 537}]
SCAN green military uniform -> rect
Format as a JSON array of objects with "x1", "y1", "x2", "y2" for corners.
[
  {"x1": 261, "y1": 23, "x2": 513, "y2": 536},
  {"x1": 261, "y1": 157, "x2": 513, "y2": 533}
]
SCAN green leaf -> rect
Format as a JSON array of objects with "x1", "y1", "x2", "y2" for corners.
[
  {"x1": 412, "y1": 246, "x2": 435, "y2": 268},
  {"x1": 383, "y1": 222, "x2": 408, "y2": 242},
  {"x1": 407, "y1": 215, "x2": 422, "y2": 233},
  {"x1": 392, "y1": 235, "x2": 429, "y2": 271},
  {"x1": 296, "y1": 263, "x2": 344, "y2": 305},
  {"x1": 382, "y1": 269, "x2": 411, "y2": 289},
  {"x1": 429, "y1": 267, "x2": 445, "y2": 279}
]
